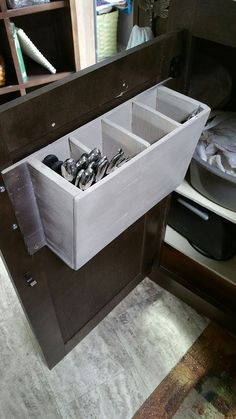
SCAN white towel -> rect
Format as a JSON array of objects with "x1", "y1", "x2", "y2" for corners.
[
  {"x1": 126, "y1": 25, "x2": 153, "y2": 49},
  {"x1": 196, "y1": 112, "x2": 236, "y2": 177}
]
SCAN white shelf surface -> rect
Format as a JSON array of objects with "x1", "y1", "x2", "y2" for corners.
[
  {"x1": 176, "y1": 180, "x2": 236, "y2": 225},
  {"x1": 165, "y1": 226, "x2": 236, "y2": 283}
]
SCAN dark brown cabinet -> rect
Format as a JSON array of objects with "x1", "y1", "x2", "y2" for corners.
[
  {"x1": 0, "y1": 0, "x2": 236, "y2": 369},
  {"x1": 0, "y1": 31, "x2": 187, "y2": 368},
  {"x1": 156, "y1": 0, "x2": 236, "y2": 329}
]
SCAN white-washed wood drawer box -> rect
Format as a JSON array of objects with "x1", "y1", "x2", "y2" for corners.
[{"x1": 2, "y1": 84, "x2": 210, "y2": 270}]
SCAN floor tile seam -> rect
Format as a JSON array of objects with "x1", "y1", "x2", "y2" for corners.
[
  {"x1": 105, "y1": 298, "x2": 160, "y2": 321},
  {"x1": 35, "y1": 363, "x2": 65, "y2": 419},
  {"x1": 75, "y1": 359, "x2": 140, "y2": 399},
  {"x1": 111, "y1": 327, "x2": 158, "y2": 393},
  {"x1": 113, "y1": 325, "x2": 207, "y2": 394},
  {"x1": 40, "y1": 357, "x2": 132, "y2": 407},
  {"x1": 61, "y1": 329, "x2": 148, "y2": 402},
  {"x1": 75, "y1": 368, "x2": 135, "y2": 403},
  {"x1": 108, "y1": 324, "x2": 152, "y2": 396}
]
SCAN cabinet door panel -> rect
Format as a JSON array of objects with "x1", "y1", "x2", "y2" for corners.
[
  {"x1": 168, "y1": 0, "x2": 236, "y2": 48},
  {"x1": 0, "y1": 32, "x2": 185, "y2": 367}
]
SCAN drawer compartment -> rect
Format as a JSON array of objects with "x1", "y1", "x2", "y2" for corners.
[
  {"x1": 2, "y1": 84, "x2": 210, "y2": 270},
  {"x1": 136, "y1": 85, "x2": 203, "y2": 123},
  {"x1": 105, "y1": 100, "x2": 180, "y2": 143}
]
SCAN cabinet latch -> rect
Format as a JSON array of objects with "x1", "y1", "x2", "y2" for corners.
[{"x1": 24, "y1": 272, "x2": 37, "y2": 287}]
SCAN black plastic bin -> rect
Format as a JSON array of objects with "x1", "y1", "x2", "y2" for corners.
[{"x1": 168, "y1": 192, "x2": 236, "y2": 261}]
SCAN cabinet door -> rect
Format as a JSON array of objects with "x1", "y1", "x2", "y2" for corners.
[
  {"x1": 168, "y1": 0, "x2": 236, "y2": 48},
  {"x1": 0, "y1": 31, "x2": 186, "y2": 368}
]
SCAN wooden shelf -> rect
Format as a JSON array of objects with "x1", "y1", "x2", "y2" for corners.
[
  {"x1": 0, "y1": 1, "x2": 67, "y2": 19},
  {"x1": 20, "y1": 71, "x2": 73, "y2": 88},
  {"x1": 165, "y1": 225, "x2": 236, "y2": 283},
  {"x1": 0, "y1": 0, "x2": 78, "y2": 105},
  {"x1": 0, "y1": 83, "x2": 20, "y2": 94},
  {"x1": 176, "y1": 179, "x2": 236, "y2": 225},
  {"x1": 0, "y1": 0, "x2": 88, "y2": 105}
]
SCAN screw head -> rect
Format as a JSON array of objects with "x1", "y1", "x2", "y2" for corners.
[
  {"x1": 0, "y1": 186, "x2": 6, "y2": 193},
  {"x1": 11, "y1": 223, "x2": 18, "y2": 231}
]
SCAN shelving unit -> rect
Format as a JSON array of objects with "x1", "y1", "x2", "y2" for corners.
[
  {"x1": 0, "y1": 0, "x2": 75, "y2": 103},
  {"x1": 0, "y1": 0, "x2": 67, "y2": 18},
  {"x1": 165, "y1": 226, "x2": 236, "y2": 283},
  {"x1": 165, "y1": 179, "x2": 236, "y2": 283}
]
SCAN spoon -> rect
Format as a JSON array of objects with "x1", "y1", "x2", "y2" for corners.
[
  {"x1": 116, "y1": 156, "x2": 130, "y2": 168},
  {"x1": 95, "y1": 156, "x2": 109, "y2": 182},
  {"x1": 76, "y1": 154, "x2": 89, "y2": 172},
  {"x1": 106, "y1": 149, "x2": 124, "y2": 174},
  {"x1": 88, "y1": 161, "x2": 98, "y2": 173},
  {"x1": 87, "y1": 148, "x2": 102, "y2": 164},
  {"x1": 79, "y1": 167, "x2": 95, "y2": 190},
  {"x1": 61, "y1": 158, "x2": 77, "y2": 182},
  {"x1": 74, "y1": 169, "x2": 85, "y2": 187}
]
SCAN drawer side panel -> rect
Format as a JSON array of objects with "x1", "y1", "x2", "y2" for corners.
[{"x1": 74, "y1": 110, "x2": 209, "y2": 269}]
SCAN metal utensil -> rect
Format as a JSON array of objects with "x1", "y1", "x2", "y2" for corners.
[
  {"x1": 183, "y1": 106, "x2": 202, "y2": 123},
  {"x1": 106, "y1": 149, "x2": 124, "y2": 174},
  {"x1": 61, "y1": 158, "x2": 77, "y2": 182},
  {"x1": 95, "y1": 156, "x2": 109, "y2": 182},
  {"x1": 76, "y1": 154, "x2": 89, "y2": 172},
  {"x1": 74, "y1": 169, "x2": 85, "y2": 187},
  {"x1": 87, "y1": 148, "x2": 102, "y2": 164},
  {"x1": 88, "y1": 161, "x2": 98, "y2": 173},
  {"x1": 116, "y1": 157, "x2": 130, "y2": 168},
  {"x1": 78, "y1": 167, "x2": 95, "y2": 191}
]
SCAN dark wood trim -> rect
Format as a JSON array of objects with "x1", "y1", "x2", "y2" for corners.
[
  {"x1": 0, "y1": 84, "x2": 20, "y2": 95},
  {"x1": 0, "y1": 0, "x2": 7, "y2": 12},
  {"x1": 159, "y1": 243, "x2": 236, "y2": 313},
  {"x1": 19, "y1": 87, "x2": 26, "y2": 96},
  {"x1": 0, "y1": 1, "x2": 68, "y2": 19},
  {"x1": 133, "y1": 0, "x2": 139, "y2": 26},
  {"x1": 0, "y1": 30, "x2": 185, "y2": 163},
  {"x1": 0, "y1": 142, "x2": 11, "y2": 169},
  {"x1": 141, "y1": 196, "x2": 171, "y2": 275},
  {"x1": 20, "y1": 72, "x2": 73, "y2": 89},
  {"x1": 149, "y1": 242, "x2": 236, "y2": 333},
  {"x1": 3, "y1": 17, "x2": 25, "y2": 85},
  {"x1": 0, "y1": 178, "x2": 66, "y2": 368},
  {"x1": 168, "y1": 0, "x2": 236, "y2": 49}
]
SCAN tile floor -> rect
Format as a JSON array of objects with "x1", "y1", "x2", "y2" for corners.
[{"x1": 0, "y1": 255, "x2": 208, "y2": 419}]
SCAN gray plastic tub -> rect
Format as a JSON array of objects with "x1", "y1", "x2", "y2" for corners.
[{"x1": 190, "y1": 153, "x2": 236, "y2": 212}]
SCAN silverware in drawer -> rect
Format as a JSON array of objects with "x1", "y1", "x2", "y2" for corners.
[{"x1": 2, "y1": 84, "x2": 210, "y2": 270}]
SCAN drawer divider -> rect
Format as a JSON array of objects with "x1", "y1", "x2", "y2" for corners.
[
  {"x1": 101, "y1": 118, "x2": 150, "y2": 159},
  {"x1": 132, "y1": 101, "x2": 180, "y2": 145},
  {"x1": 69, "y1": 137, "x2": 92, "y2": 160}
]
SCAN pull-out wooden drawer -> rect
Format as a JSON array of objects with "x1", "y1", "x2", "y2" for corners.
[{"x1": 2, "y1": 84, "x2": 210, "y2": 270}]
